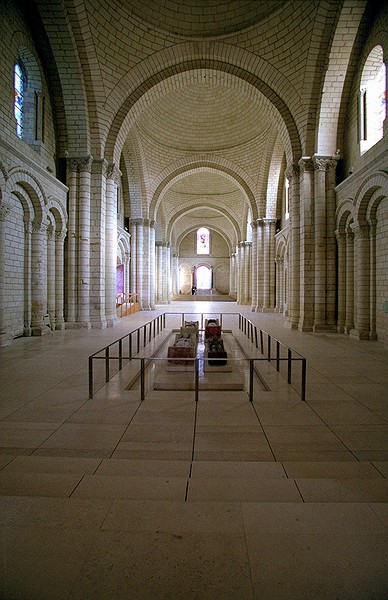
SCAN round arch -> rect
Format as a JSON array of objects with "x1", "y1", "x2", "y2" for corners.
[
  {"x1": 104, "y1": 56, "x2": 301, "y2": 165},
  {"x1": 151, "y1": 160, "x2": 257, "y2": 222}
]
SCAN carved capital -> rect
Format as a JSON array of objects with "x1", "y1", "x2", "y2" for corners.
[
  {"x1": 285, "y1": 163, "x2": 299, "y2": 180},
  {"x1": 298, "y1": 157, "x2": 314, "y2": 173},
  {"x1": 0, "y1": 202, "x2": 11, "y2": 221}
]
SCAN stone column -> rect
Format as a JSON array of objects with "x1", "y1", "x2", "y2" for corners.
[
  {"x1": 55, "y1": 230, "x2": 66, "y2": 330},
  {"x1": 141, "y1": 220, "x2": 152, "y2": 310},
  {"x1": 229, "y1": 253, "x2": 237, "y2": 299},
  {"x1": 298, "y1": 157, "x2": 314, "y2": 330},
  {"x1": 155, "y1": 242, "x2": 163, "y2": 303},
  {"x1": 23, "y1": 219, "x2": 32, "y2": 337},
  {"x1": 124, "y1": 252, "x2": 130, "y2": 296},
  {"x1": 345, "y1": 229, "x2": 354, "y2": 333},
  {"x1": 286, "y1": 164, "x2": 300, "y2": 329},
  {"x1": 236, "y1": 244, "x2": 242, "y2": 304},
  {"x1": 171, "y1": 252, "x2": 179, "y2": 296},
  {"x1": 77, "y1": 157, "x2": 92, "y2": 327},
  {"x1": 130, "y1": 220, "x2": 138, "y2": 298},
  {"x1": 47, "y1": 224, "x2": 55, "y2": 329},
  {"x1": 66, "y1": 159, "x2": 78, "y2": 323},
  {"x1": 131, "y1": 219, "x2": 154, "y2": 310},
  {"x1": 325, "y1": 159, "x2": 338, "y2": 328},
  {"x1": 368, "y1": 218, "x2": 377, "y2": 340},
  {"x1": 165, "y1": 244, "x2": 171, "y2": 304},
  {"x1": 250, "y1": 221, "x2": 258, "y2": 311},
  {"x1": 245, "y1": 242, "x2": 252, "y2": 304},
  {"x1": 263, "y1": 219, "x2": 276, "y2": 311},
  {"x1": 31, "y1": 222, "x2": 49, "y2": 336},
  {"x1": 149, "y1": 222, "x2": 156, "y2": 309},
  {"x1": 275, "y1": 257, "x2": 284, "y2": 313},
  {"x1": 350, "y1": 223, "x2": 370, "y2": 339},
  {"x1": 0, "y1": 201, "x2": 11, "y2": 346},
  {"x1": 256, "y1": 219, "x2": 264, "y2": 309},
  {"x1": 335, "y1": 231, "x2": 346, "y2": 333},
  {"x1": 105, "y1": 163, "x2": 120, "y2": 327}
]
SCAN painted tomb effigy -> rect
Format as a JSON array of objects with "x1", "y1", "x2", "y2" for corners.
[
  {"x1": 204, "y1": 318, "x2": 222, "y2": 339},
  {"x1": 167, "y1": 330, "x2": 197, "y2": 370},
  {"x1": 207, "y1": 337, "x2": 228, "y2": 366},
  {"x1": 180, "y1": 320, "x2": 199, "y2": 339}
]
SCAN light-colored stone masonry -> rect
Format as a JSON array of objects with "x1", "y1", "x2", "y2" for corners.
[{"x1": 0, "y1": 0, "x2": 386, "y2": 345}]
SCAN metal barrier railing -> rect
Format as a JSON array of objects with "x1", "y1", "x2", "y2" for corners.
[
  {"x1": 88, "y1": 312, "x2": 307, "y2": 401},
  {"x1": 238, "y1": 314, "x2": 307, "y2": 401}
]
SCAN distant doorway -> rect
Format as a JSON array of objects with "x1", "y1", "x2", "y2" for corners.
[{"x1": 196, "y1": 265, "x2": 212, "y2": 290}]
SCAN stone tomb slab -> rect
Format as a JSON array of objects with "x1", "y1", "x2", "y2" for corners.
[{"x1": 153, "y1": 332, "x2": 244, "y2": 391}]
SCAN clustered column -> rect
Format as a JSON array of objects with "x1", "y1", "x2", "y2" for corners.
[
  {"x1": 0, "y1": 201, "x2": 11, "y2": 346},
  {"x1": 286, "y1": 164, "x2": 300, "y2": 329},
  {"x1": 130, "y1": 218, "x2": 155, "y2": 310}
]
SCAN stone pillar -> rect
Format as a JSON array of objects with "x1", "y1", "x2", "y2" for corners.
[
  {"x1": 171, "y1": 252, "x2": 179, "y2": 296},
  {"x1": 105, "y1": 164, "x2": 120, "y2": 327},
  {"x1": 312, "y1": 155, "x2": 338, "y2": 331},
  {"x1": 256, "y1": 219, "x2": 264, "y2": 309},
  {"x1": 350, "y1": 223, "x2": 370, "y2": 339},
  {"x1": 325, "y1": 159, "x2": 338, "y2": 328},
  {"x1": 368, "y1": 218, "x2": 377, "y2": 340},
  {"x1": 345, "y1": 229, "x2": 354, "y2": 333},
  {"x1": 149, "y1": 222, "x2": 156, "y2": 309},
  {"x1": 124, "y1": 252, "x2": 130, "y2": 296},
  {"x1": 335, "y1": 231, "x2": 346, "y2": 333},
  {"x1": 236, "y1": 244, "x2": 242, "y2": 304},
  {"x1": 298, "y1": 157, "x2": 314, "y2": 331},
  {"x1": 55, "y1": 230, "x2": 66, "y2": 330},
  {"x1": 77, "y1": 157, "x2": 92, "y2": 327},
  {"x1": 245, "y1": 242, "x2": 252, "y2": 304},
  {"x1": 230, "y1": 253, "x2": 237, "y2": 299},
  {"x1": 130, "y1": 220, "x2": 138, "y2": 297},
  {"x1": 23, "y1": 219, "x2": 32, "y2": 337},
  {"x1": 31, "y1": 222, "x2": 50, "y2": 336},
  {"x1": 130, "y1": 219, "x2": 155, "y2": 311},
  {"x1": 66, "y1": 159, "x2": 78, "y2": 323},
  {"x1": 263, "y1": 219, "x2": 276, "y2": 311},
  {"x1": 275, "y1": 256, "x2": 284, "y2": 313},
  {"x1": 47, "y1": 224, "x2": 55, "y2": 328},
  {"x1": 286, "y1": 164, "x2": 300, "y2": 329},
  {"x1": 251, "y1": 221, "x2": 258, "y2": 311},
  {"x1": 0, "y1": 201, "x2": 12, "y2": 346},
  {"x1": 155, "y1": 242, "x2": 163, "y2": 303}
]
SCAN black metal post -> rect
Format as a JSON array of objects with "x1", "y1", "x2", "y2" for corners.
[
  {"x1": 249, "y1": 359, "x2": 254, "y2": 402},
  {"x1": 105, "y1": 347, "x2": 110, "y2": 382},
  {"x1": 141, "y1": 358, "x2": 145, "y2": 401},
  {"x1": 88, "y1": 356, "x2": 94, "y2": 399},
  {"x1": 119, "y1": 339, "x2": 123, "y2": 370},
  {"x1": 288, "y1": 348, "x2": 292, "y2": 384}
]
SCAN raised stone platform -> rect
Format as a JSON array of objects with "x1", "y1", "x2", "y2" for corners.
[{"x1": 153, "y1": 331, "x2": 244, "y2": 390}]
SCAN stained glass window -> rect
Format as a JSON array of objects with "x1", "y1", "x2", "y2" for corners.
[
  {"x1": 14, "y1": 63, "x2": 24, "y2": 138},
  {"x1": 196, "y1": 227, "x2": 209, "y2": 255}
]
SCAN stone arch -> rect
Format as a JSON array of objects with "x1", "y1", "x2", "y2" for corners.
[
  {"x1": 150, "y1": 159, "x2": 257, "y2": 222},
  {"x1": 168, "y1": 204, "x2": 240, "y2": 248},
  {"x1": 104, "y1": 52, "x2": 301, "y2": 164},
  {"x1": 316, "y1": 2, "x2": 366, "y2": 155},
  {"x1": 354, "y1": 171, "x2": 388, "y2": 225},
  {"x1": 176, "y1": 224, "x2": 233, "y2": 256},
  {"x1": 7, "y1": 170, "x2": 46, "y2": 226}
]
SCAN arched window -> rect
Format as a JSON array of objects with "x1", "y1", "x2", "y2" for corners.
[
  {"x1": 359, "y1": 45, "x2": 386, "y2": 154},
  {"x1": 13, "y1": 49, "x2": 45, "y2": 146},
  {"x1": 14, "y1": 62, "x2": 25, "y2": 138},
  {"x1": 196, "y1": 227, "x2": 210, "y2": 255}
]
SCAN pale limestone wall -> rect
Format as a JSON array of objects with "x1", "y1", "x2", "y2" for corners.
[
  {"x1": 376, "y1": 200, "x2": 388, "y2": 342},
  {"x1": 0, "y1": 1, "x2": 57, "y2": 173},
  {"x1": 178, "y1": 230, "x2": 230, "y2": 294}
]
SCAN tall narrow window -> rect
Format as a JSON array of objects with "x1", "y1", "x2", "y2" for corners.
[
  {"x1": 14, "y1": 63, "x2": 24, "y2": 138},
  {"x1": 360, "y1": 46, "x2": 386, "y2": 153},
  {"x1": 196, "y1": 227, "x2": 210, "y2": 255}
]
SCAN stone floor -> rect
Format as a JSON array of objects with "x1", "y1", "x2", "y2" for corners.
[{"x1": 0, "y1": 302, "x2": 387, "y2": 599}]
